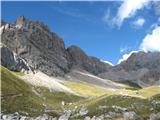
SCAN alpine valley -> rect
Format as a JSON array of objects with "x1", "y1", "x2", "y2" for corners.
[{"x1": 1, "y1": 16, "x2": 160, "y2": 120}]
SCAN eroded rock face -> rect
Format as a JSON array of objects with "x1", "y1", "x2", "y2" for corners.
[
  {"x1": 1, "y1": 45, "x2": 33, "y2": 73},
  {"x1": 1, "y1": 16, "x2": 111, "y2": 77},
  {"x1": 1, "y1": 16, "x2": 70, "y2": 76},
  {"x1": 1, "y1": 45, "x2": 17, "y2": 70}
]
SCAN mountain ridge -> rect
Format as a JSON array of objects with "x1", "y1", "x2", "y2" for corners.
[
  {"x1": 1, "y1": 16, "x2": 111, "y2": 77},
  {"x1": 1, "y1": 16, "x2": 160, "y2": 87}
]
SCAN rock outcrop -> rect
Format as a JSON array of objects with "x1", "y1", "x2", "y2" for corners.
[
  {"x1": 1, "y1": 16, "x2": 70, "y2": 76},
  {"x1": 1, "y1": 44, "x2": 33, "y2": 73}
]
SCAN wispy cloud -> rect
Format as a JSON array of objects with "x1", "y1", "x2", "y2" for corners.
[
  {"x1": 131, "y1": 17, "x2": 145, "y2": 28},
  {"x1": 49, "y1": 4, "x2": 95, "y2": 23}
]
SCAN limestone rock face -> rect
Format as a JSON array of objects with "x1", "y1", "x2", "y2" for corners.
[
  {"x1": 1, "y1": 45, "x2": 33, "y2": 73},
  {"x1": 1, "y1": 16, "x2": 70, "y2": 76},
  {"x1": 1, "y1": 16, "x2": 111, "y2": 77}
]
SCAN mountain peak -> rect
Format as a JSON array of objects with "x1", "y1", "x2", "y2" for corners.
[{"x1": 16, "y1": 16, "x2": 26, "y2": 25}]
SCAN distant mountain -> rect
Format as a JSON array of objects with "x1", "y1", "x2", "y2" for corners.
[
  {"x1": 1, "y1": 16, "x2": 160, "y2": 87},
  {"x1": 99, "y1": 51, "x2": 160, "y2": 87}
]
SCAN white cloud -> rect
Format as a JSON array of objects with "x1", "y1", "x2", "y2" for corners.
[
  {"x1": 132, "y1": 17, "x2": 145, "y2": 28},
  {"x1": 100, "y1": 59, "x2": 114, "y2": 66},
  {"x1": 117, "y1": 51, "x2": 139, "y2": 64},
  {"x1": 114, "y1": 0, "x2": 150, "y2": 26},
  {"x1": 140, "y1": 26, "x2": 160, "y2": 52}
]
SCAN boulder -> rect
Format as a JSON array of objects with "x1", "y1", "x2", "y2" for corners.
[
  {"x1": 123, "y1": 111, "x2": 137, "y2": 120},
  {"x1": 58, "y1": 110, "x2": 71, "y2": 120},
  {"x1": 79, "y1": 107, "x2": 88, "y2": 116},
  {"x1": 150, "y1": 112, "x2": 160, "y2": 120},
  {"x1": 84, "y1": 116, "x2": 91, "y2": 120}
]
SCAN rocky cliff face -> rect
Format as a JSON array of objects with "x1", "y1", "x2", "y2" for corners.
[
  {"x1": 67, "y1": 45, "x2": 111, "y2": 75},
  {"x1": 1, "y1": 44, "x2": 33, "y2": 73},
  {"x1": 1, "y1": 16, "x2": 111, "y2": 76},
  {"x1": 1, "y1": 16, "x2": 70, "y2": 76},
  {"x1": 117, "y1": 51, "x2": 160, "y2": 71},
  {"x1": 99, "y1": 51, "x2": 160, "y2": 86}
]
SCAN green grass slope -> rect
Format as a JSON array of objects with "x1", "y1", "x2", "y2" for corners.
[
  {"x1": 1, "y1": 66, "x2": 83, "y2": 117},
  {"x1": 1, "y1": 66, "x2": 44, "y2": 116},
  {"x1": 116, "y1": 80, "x2": 142, "y2": 90},
  {"x1": 64, "y1": 82, "x2": 109, "y2": 97},
  {"x1": 71, "y1": 88, "x2": 160, "y2": 119}
]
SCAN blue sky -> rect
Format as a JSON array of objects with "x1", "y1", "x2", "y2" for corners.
[{"x1": 1, "y1": 1, "x2": 160, "y2": 64}]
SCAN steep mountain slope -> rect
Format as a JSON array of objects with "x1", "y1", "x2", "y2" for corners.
[
  {"x1": 1, "y1": 16, "x2": 111, "y2": 77},
  {"x1": 1, "y1": 65, "x2": 44, "y2": 116}
]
